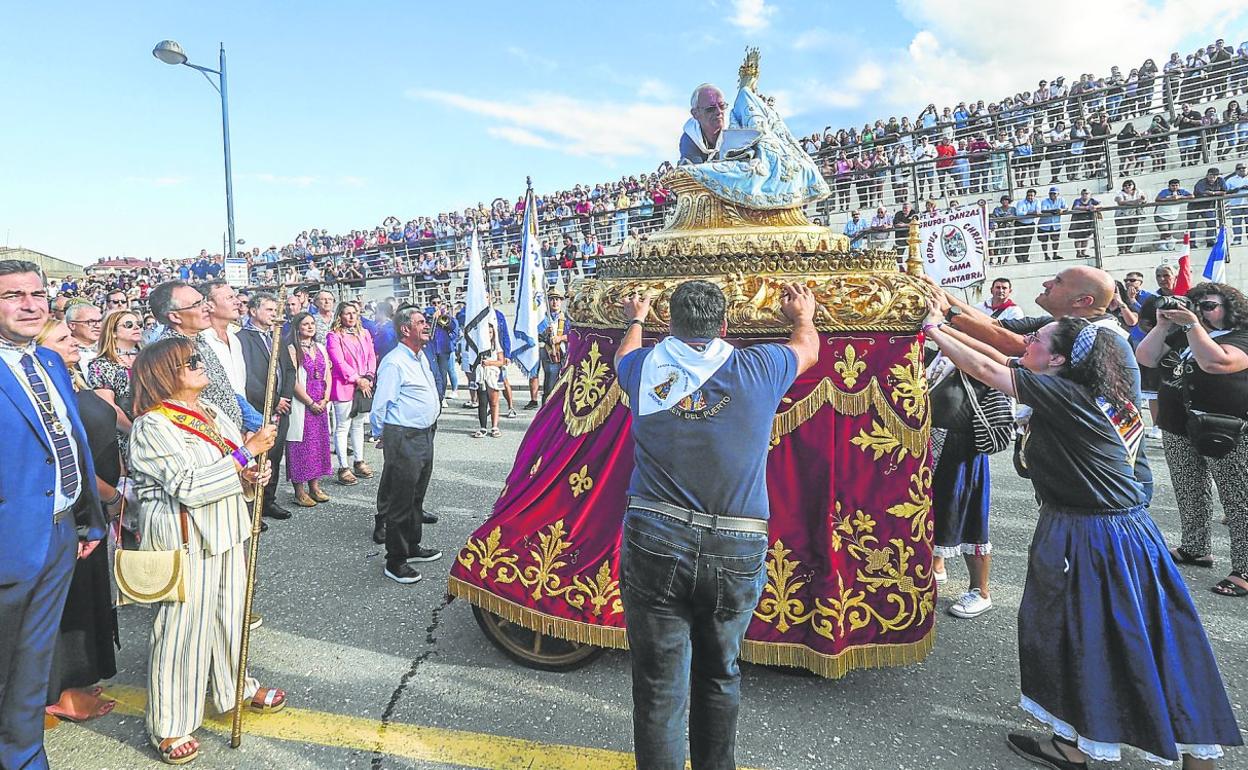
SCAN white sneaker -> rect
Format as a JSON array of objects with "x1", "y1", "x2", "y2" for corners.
[{"x1": 948, "y1": 589, "x2": 993, "y2": 618}]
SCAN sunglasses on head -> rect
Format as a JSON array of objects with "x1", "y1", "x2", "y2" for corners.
[{"x1": 181, "y1": 353, "x2": 205, "y2": 371}]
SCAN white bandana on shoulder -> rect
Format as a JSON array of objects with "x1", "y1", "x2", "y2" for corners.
[{"x1": 639, "y1": 337, "x2": 733, "y2": 416}]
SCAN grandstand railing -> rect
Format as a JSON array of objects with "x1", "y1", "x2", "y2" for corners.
[{"x1": 806, "y1": 57, "x2": 1248, "y2": 160}]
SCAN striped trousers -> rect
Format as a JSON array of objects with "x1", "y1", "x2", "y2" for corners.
[{"x1": 146, "y1": 545, "x2": 258, "y2": 740}]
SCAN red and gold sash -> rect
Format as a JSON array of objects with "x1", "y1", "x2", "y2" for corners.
[{"x1": 155, "y1": 401, "x2": 238, "y2": 457}]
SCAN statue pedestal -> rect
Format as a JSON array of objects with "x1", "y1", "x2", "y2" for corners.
[{"x1": 450, "y1": 325, "x2": 936, "y2": 678}]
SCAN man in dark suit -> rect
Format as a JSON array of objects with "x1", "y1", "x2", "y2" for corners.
[
  {"x1": 238, "y1": 291, "x2": 294, "y2": 521},
  {"x1": 0, "y1": 260, "x2": 104, "y2": 770}
]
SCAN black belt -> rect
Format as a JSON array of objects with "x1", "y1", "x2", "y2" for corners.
[{"x1": 627, "y1": 496, "x2": 769, "y2": 534}]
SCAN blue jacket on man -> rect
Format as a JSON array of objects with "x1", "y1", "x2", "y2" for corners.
[{"x1": 0, "y1": 344, "x2": 104, "y2": 770}]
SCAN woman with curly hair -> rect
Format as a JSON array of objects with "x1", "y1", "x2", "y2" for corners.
[
  {"x1": 1137, "y1": 282, "x2": 1248, "y2": 599},
  {"x1": 924, "y1": 308, "x2": 1241, "y2": 768}
]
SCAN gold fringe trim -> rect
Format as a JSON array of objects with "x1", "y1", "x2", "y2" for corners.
[
  {"x1": 771, "y1": 376, "x2": 930, "y2": 457},
  {"x1": 449, "y1": 577, "x2": 935, "y2": 678},
  {"x1": 563, "y1": 380, "x2": 623, "y2": 437},
  {"x1": 740, "y1": 628, "x2": 935, "y2": 679},
  {"x1": 448, "y1": 577, "x2": 629, "y2": 649}
]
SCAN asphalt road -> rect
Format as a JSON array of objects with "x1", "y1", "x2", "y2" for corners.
[{"x1": 45, "y1": 397, "x2": 1247, "y2": 770}]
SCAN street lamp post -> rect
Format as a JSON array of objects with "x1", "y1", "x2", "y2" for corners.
[{"x1": 152, "y1": 40, "x2": 237, "y2": 264}]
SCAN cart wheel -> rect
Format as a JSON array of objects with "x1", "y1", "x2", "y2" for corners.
[{"x1": 472, "y1": 606, "x2": 604, "y2": 672}]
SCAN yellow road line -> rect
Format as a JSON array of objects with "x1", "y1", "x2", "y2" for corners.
[{"x1": 106, "y1": 685, "x2": 762, "y2": 770}]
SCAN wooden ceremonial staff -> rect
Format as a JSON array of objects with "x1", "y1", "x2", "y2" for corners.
[{"x1": 231, "y1": 286, "x2": 286, "y2": 748}]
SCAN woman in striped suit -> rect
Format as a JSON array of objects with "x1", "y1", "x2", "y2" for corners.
[{"x1": 128, "y1": 338, "x2": 284, "y2": 765}]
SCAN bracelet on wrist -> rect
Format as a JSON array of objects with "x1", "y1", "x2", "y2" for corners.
[
  {"x1": 231, "y1": 447, "x2": 253, "y2": 468},
  {"x1": 922, "y1": 321, "x2": 945, "y2": 335},
  {"x1": 104, "y1": 489, "x2": 123, "y2": 506},
  {"x1": 1180, "y1": 322, "x2": 1197, "y2": 333},
  {"x1": 626, "y1": 318, "x2": 645, "y2": 329}
]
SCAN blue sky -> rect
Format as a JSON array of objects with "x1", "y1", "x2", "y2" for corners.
[{"x1": 3, "y1": 1, "x2": 1246, "y2": 265}]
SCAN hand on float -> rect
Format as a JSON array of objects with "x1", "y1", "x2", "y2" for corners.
[
  {"x1": 245, "y1": 425, "x2": 277, "y2": 457},
  {"x1": 923, "y1": 296, "x2": 946, "y2": 329},
  {"x1": 619, "y1": 291, "x2": 652, "y2": 323},
  {"x1": 918, "y1": 274, "x2": 951, "y2": 314},
  {"x1": 779, "y1": 282, "x2": 816, "y2": 324}
]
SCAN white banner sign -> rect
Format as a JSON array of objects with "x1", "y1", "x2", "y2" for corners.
[
  {"x1": 224, "y1": 255, "x2": 250, "y2": 288},
  {"x1": 919, "y1": 207, "x2": 988, "y2": 289}
]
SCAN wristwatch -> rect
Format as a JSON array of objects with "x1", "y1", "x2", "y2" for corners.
[
  {"x1": 1179, "y1": 322, "x2": 1197, "y2": 333},
  {"x1": 626, "y1": 318, "x2": 645, "y2": 329},
  {"x1": 944, "y1": 306, "x2": 962, "y2": 323}
]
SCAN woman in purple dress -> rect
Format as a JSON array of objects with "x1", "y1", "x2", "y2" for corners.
[{"x1": 285, "y1": 312, "x2": 333, "y2": 507}]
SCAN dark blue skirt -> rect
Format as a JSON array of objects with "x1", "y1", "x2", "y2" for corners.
[
  {"x1": 1018, "y1": 503, "x2": 1242, "y2": 764},
  {"x1": 932, "y1": 431, "x2": 991, "y2": 557}
]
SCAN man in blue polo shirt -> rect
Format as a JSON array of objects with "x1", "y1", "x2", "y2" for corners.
[
  {"x1": 1038, "y1": 186, "x2": 1066, "y2": 261},
  {"x1": 1013, "y1": 188, "x2": 1041, "y2": 263},
  {"x1": 613, "y1": 279, "x2": 818, "y2": 770}
]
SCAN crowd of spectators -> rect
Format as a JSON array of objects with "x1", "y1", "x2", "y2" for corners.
[{"x1": 79, "y1": 37, "x2": 1248, "y2": 301}]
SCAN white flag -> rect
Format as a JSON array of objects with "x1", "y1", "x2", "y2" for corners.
[
  {"x1": 463, "y1": 230, "x2": 495, "y2": 365},
  {"x1": 511, "y1": 187, "x2": 548, "y2": 378}
]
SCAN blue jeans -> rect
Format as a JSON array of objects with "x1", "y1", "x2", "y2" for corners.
[
  {"x1": 620, "y1": 507, "x2": 767, "y2": 770},
  {"x1": 427, "y1": 350, "x2": 458, "y2": 400}
]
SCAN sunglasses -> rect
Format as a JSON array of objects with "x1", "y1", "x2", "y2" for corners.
[
  {"x1": 107, "y1": 299, "x2": 128, "y2": 306},
  {"x1": 181, "y1": 353, "x2": 205, "y2": 371},
  {"x1": 118, "y1": 320, "x2": 140, "y2": 329},
  {"x1": 1197, "y1": 300, "x2": 1223, "y2": 311}
]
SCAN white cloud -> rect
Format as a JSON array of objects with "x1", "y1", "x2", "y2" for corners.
[
  {"x1": 338, "y1": 176, "x2": 367, "y2": 188},
  {"x1": 252, "y1": 173, "x2": 317, "y2": 187},
  {"x1": 887, "y1": 0, "x2": 1248, "y2": 111},
  {"x1": 505, "y1": 45, "x2": 557, "y2": 72},
  {"x1": 410, "y1": 88, "x2": 687, "y2": 159},
  {"x1": 637, "y1": 78, "x2": 675, "y2": 101},
  {"x1": 486, "y1": 126, "x2": 558, "y2": 150},
  {"x1": 769, "y1": 61, "x2": 888, "y2": 119},
  {"x1": 792, "y1": 28, "x2": 832, "y2": 51},
  {"x1": 729, "y1": 0, "x2": 775, "y2": 32}
]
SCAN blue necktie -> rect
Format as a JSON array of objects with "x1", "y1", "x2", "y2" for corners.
[{"x1": 20, "y1": 354, "x2": 79, "y2": 500}]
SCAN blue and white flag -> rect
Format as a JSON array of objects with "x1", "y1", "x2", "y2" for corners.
[
  {"x1": 1203, "y1": 226, "x2": 1228, "y2": 283},
  {"x1": 511, "y1": 186, "x2": 549, "y2": 378},
  {"x1": 463, "y1": 230, "x2": 495, "y2": 365}
]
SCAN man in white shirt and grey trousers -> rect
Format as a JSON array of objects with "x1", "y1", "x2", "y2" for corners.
[{"x1": 370, "y1": 305, "x2": 443, "y2": 584}]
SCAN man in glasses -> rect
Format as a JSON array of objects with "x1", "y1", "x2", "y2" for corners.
[
  {"x1": 149, "y1": 280, "x2": 263, "y2": 436},
  {"x1": 64, "y1": 300, "x2": 102, "y2": 373},
  {"x1": 680, "y1": 84, "x2": 729, "y2": 164}
]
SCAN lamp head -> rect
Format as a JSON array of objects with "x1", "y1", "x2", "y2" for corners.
[{"x1": 152, "y1": 40, "x2": 188, "y2": 66}]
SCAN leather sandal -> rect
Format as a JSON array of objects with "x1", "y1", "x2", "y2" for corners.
[
  {"x1": 310, "y1": 487, "x2": 331, "y2": 503},
  {"x1": 353, "y1": 461, "x2": 374, "y2": 479},
  {"x1": 294, "y1": 492, "x2": 318, "y2": 508},
  {"x1": 1170, "y1": 547, "x2": 1214, "y2": 568},
  {"x1": 1212, "y1": 571, "x2": 1248, "y2": 598},
  {"x1": 336, "y1": 468, "x2": 358, "y2": 486},
  {"x1": 249, "y1": 687, "x2": 287, "y2": 714},
  {"x1": 151, "y1": 735, "x2": 200, "y2": 765}
]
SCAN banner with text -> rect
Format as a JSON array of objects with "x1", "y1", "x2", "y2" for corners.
[{"x1": 920, "y1": 207, "x2": 988, "y2": 289}]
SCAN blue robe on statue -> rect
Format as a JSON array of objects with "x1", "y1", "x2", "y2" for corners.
[{"x1": 678, "y1": 87, "x2": 829, "y2": 210}]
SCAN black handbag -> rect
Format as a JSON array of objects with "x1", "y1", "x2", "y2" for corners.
[
  {"x1": 1180, "y1": 358, "x2": 1247, "y2": 458},
  {"x1": 350, "y1": 376, "x2": 374, "y2": 418}
]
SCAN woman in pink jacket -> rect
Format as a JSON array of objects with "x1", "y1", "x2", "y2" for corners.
[{"x1": 326, "y1": 302, "x2": 377, "y2": 485}]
